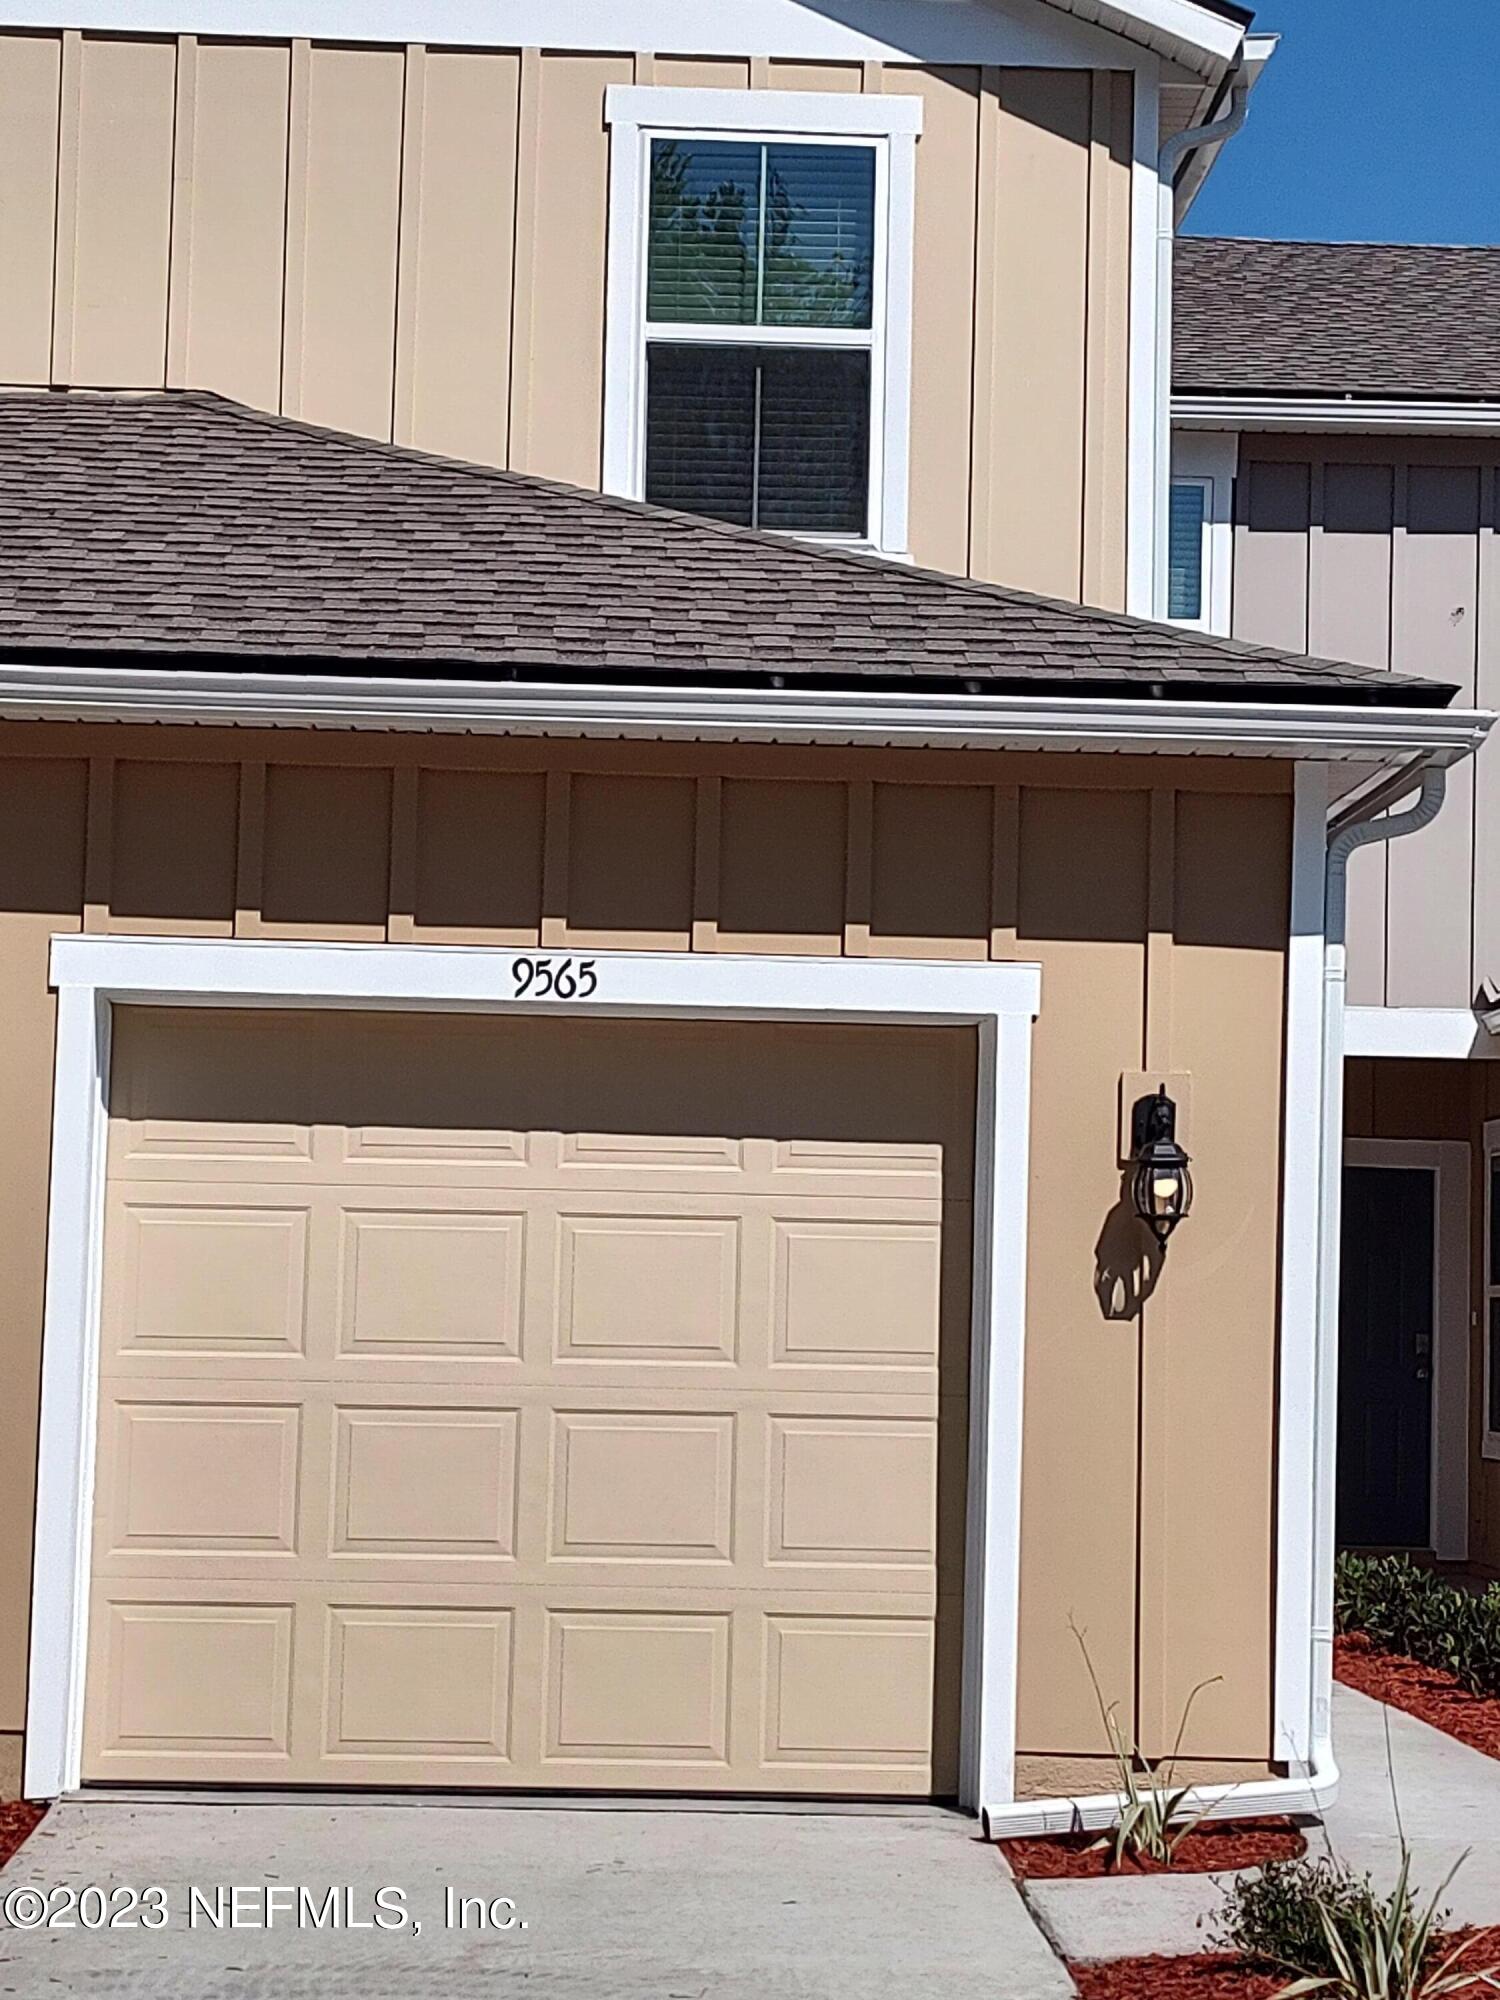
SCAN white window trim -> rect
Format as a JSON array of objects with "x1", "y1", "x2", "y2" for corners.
[
  {"x1": 1483, "y1": 1121, "x2": 1500, "y2": 1462},
  {"x1": 26, "y1": 933, "x2": 1039, "y2": 1814},
  {"x1": 1168, "y1": 430, "x2": 1237, "y2": 635},
  {"x1": 603, "y1": 86, "x2": 920, "y2": 559},
  {"x1": 1345, "y1": 1139, "x2": 1471, "y2": 1555}
]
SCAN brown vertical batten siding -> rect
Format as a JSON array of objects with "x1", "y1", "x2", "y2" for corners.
[
  {"x1": 1232, "y1": 438, "x2": 1500, "y2": 1011},
  {"x1": 0, "y1": 730, "x2": 1292, "y2": 1795},
  {"x1": 0, "y1": 30, "x2": 1133, "y2": 606}
]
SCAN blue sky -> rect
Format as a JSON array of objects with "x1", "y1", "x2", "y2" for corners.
[{"x1": 1185, "y1": 0, "x2": 1500, "y2": 245}]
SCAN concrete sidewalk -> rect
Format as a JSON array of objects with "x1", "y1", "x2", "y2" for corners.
[
  {"x1": 1025, "y1": 1683, "x2": 1500, "y2": 1963},
  {"x1": 0, "y1": 1796, "x2": 1076, "y2": 1998}
]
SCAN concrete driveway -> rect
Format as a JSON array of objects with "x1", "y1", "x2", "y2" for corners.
[{"x1": 0, "y1": 1797, "x2": 1074, "y2": 1998}]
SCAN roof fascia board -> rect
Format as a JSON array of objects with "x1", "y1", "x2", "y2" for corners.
[
  {"x1": 1174, "y1": 394, "x2": 1500, "y2": 436},
  {"x1": 0, "y1": 663, "x2": 1484, "y2": 768},
  {"x1": 0, "y1": 0, "x2": 1192, "y2": 70},
  {"x1": 1051, "y1": 0, "x2": 1244, "y2": 74}
]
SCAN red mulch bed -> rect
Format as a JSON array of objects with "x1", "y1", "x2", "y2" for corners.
[
  {"x1": 1071, "y1": 1931, "x2": 1500, "y2": 2000},
  {"x1": 1003, "y1": 1819, "x2": 1306, "y2": 1880},
  {"x1": 0, "y1": 1800, "x2": 46, "y2": 1868},
  {"x1": 1336, "y1": 1632, "x2": 1500, "y2": 1759},
  {"x1": 1071, "y1": 1956, "x2": 1283, "y2": 1998}
]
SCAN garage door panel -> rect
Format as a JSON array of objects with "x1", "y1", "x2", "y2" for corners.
[
  {"x1": 762, "y1": 1613, "x2": 935, "y2": 1769},
  {"x1": 100, "y1": 1399, "x2": 302, "y2": 1557},
  {"x1": 89, "y1": 1598, "x2": 296, "y2": 1772},
  {"x1": 107, "y1": 1196, "x2": 312, "y2": 1360},
  {"x1": 88, "y1": 1008, "x2": 971, "y2": 1794},
  {"x1": 338, "y1": 1207, "x2": 526, "y2": 1361}
]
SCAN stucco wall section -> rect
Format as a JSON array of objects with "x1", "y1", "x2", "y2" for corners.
[
  {"x1": 0, "y1": 30, "x2": 1132, "y2": 607},
  {"x1": 0, "y1": 730, "x2": 1291, "y2": 1789}
]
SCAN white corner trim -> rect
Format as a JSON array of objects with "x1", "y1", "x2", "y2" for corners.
[
  {"x1": 1345, "y1": 1139, "x2": 1471, "y2": 1562},
  {"x1": 601, "y1": 87, "x2": 919, "y2": 558},
  {"x1": 604, "y1": 85, "x2": 922, "y2": 137},
  {"x1": 1344, "y1": 1006, "x2": 1494, "y2": 1060},
  {"x1": 1173, "y1": 395, "x2": 1500, "y2": 437},
  {"x1": 1273, "y1": 762, "x2": 1328, "y2": 1774},
  {"x1": 0, "y1": 663, "x2": 1488, "y2": 767},
  {"x1": 1169, "y1": 430, "x2": 1237, "y2": 637},
  {"x1": 26, "y1": 934, "x2": 1040, "y2": 1811}
]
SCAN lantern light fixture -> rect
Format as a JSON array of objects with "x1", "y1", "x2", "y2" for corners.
[{"x1": 1131, "y1": 1086, "x2": 1193, "y2": 1249}]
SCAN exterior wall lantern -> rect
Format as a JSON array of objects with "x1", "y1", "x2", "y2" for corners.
[{"x1": 1131, "y1": 1086, "x2": 1193, "y2": 1248}]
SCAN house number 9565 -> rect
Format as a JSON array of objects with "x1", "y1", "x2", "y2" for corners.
[{"x1": 511, "y1": 956, "x2": 598, "y2": 999}]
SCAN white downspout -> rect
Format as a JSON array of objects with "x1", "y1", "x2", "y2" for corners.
[
  {"x1": 1307, "y1": 767, "x2": 1448, "y2": 1776},
  {"x1": 1154, "y1": 73, "x2": 1249, "y2": 619}
]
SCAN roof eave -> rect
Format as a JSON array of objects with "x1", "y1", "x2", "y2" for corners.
[
  {"x1": 1174, "y1": 393, "x2": 1500, "y2": 434},
  {"x1": 0, "y1": 660, "x2": 1484, "y2": 768},
  {"x1": 1049, "y1": 0, "x2": 1249, "y2": 78}
]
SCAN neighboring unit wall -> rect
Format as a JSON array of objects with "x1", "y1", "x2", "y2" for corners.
[
  {"x1": 0, "y1": 30, "x2": 1133, "y2": 604},
  {"x1": 0, "y1": 730, "x2": 1290, "y2": 1794},
  {"x1": 1347, "y1": 1055, "x2": 1500, "y2": 1574},
  {"x1": 1230, "y1": 439, "x2": 1500, "y2": 1011}
]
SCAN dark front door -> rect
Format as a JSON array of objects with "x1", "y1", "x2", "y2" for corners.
[{"x1": 1337, "y1": 1164, "x2": 1435, "y2": 1549}]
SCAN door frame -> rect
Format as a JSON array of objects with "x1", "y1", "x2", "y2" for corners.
[
  {"x1": 1343, "y1": 1138, "x2": 1470, "y2": 1561},
  {"x1": 27, "y1": 932, "x2": 1041, "y2": 1810}
]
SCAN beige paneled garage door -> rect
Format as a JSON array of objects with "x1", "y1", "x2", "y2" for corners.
[{"x1": 85, "y1": 1007, "x2": 973, "y2": 1794}]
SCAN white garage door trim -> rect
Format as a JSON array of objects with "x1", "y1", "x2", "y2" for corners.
[{"x1": 28, "y1": 934, "x2": 1041, "y2": 1817}]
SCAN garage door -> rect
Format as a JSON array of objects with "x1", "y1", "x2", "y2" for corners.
[{"x1": 84, "y1": 1006, "x2": 973, "y2": 1794}]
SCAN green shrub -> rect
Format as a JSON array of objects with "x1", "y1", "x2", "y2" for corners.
[
  {"x1": 1214, "y1": 1850, "x2": 1500, "y2": 1998},
  {"x1": 1213, "y1": 1856, "x2": 1404, "y2": 1982},
  {"x1": 1335, "y1": 1553, "x2": 1500, "y2": 1701}
]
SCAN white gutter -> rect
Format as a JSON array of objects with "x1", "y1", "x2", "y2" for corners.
[
  {"x1": 0, "y1": 662, "x2": 1486, "y2": 766},
  {"x1": 1154, "y1": 74, "x2": 1249, "y2": 618},
  {"x1": 1174, "y1": 394, "x2": 1500, "y2": 436}
]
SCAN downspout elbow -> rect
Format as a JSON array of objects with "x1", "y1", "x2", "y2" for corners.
[
  {"x1": 1326, "y1": 766, "x2": 1447, "y2": 944},
  {"x1": 1157, "y1": 76, "x2": 1250, "y2": 189}
]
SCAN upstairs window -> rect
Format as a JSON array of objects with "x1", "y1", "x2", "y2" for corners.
[
  {"x1": 605, "y1": 89, "x2": 921, "y2": 557},
  {"x1": 1167, "y1": 479, "x2": 1207, "y2": 622},
  {"x1": 645, "y1": 140, "x2": 873, "y2": 535}
]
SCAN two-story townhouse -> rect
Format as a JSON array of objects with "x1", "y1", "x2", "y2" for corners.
[
  {"x1": 0, "y1": 1, "x2": 1484, "y2": 1843},
  {"x1": 1171, "y1": 237, "x2": 1500, "y2": 1584}
]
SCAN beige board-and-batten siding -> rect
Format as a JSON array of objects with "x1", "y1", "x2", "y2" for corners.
[
  {"x1": 0, "y1": 31, "x2": 1132, "y2": 607},
  {"x1": 0, "y1": 730, "x2": 1291, "y2": 1795},
  {"x1": 1232, "y1": 439, "x2": 1500, "y2": 1013}
]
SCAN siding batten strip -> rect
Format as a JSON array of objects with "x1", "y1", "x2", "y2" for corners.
[
  {"x1": 82, "y1": 755, "x2": 113, "y2": 935},
  {"x1": 1135, "y1": 785, "x2": 1176, "y2": 1757},
  {"x1": 989, "y1": 784, "x2": 1019, "y2": 957},
  {"x1": 279, "y1": 39, "x2": 312, "y2": 417},
  {"x1": 844, "y1": 780, "x2": 874, "y2": 956},
  {"x1": 164, "y1": 33, "x2": 197, "y2": 389},
  {"x1": 692, "y1": 775, "x2": 721, "y2": 953},
  {"x1": 50, "y1": 29, "x2": 82, "y2": 385},
  {"x1": 507, "y1": 46, "x2": 542, "y2": 473},
  {"x1": 387, "y1": 764, "x2": 418, "y2": 942},
  {"x1": 391, "y1": 43, "x2": 426, "y2": 447},
  {"x1": 540, "y1": 767, "x2": 570, "y2": 946},
  {"x1": 234, "y1": 760, "x2": 266, "y2": 937}
]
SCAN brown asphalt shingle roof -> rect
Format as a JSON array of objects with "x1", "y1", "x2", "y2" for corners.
[
  {"x1": 0, "y1": 388, "x2": 1450, "y2": 703},
  {"x1": 1175, "y1": 237, "x2": 1500, "y2": 401}
]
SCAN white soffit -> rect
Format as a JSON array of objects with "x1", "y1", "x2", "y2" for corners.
[
  {"x1": 0, "y1": 0, "x2": 1239, "y2": 73},
  {"x1": 0, "y1": 663, "x2": 1487, "y2": 768}
]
